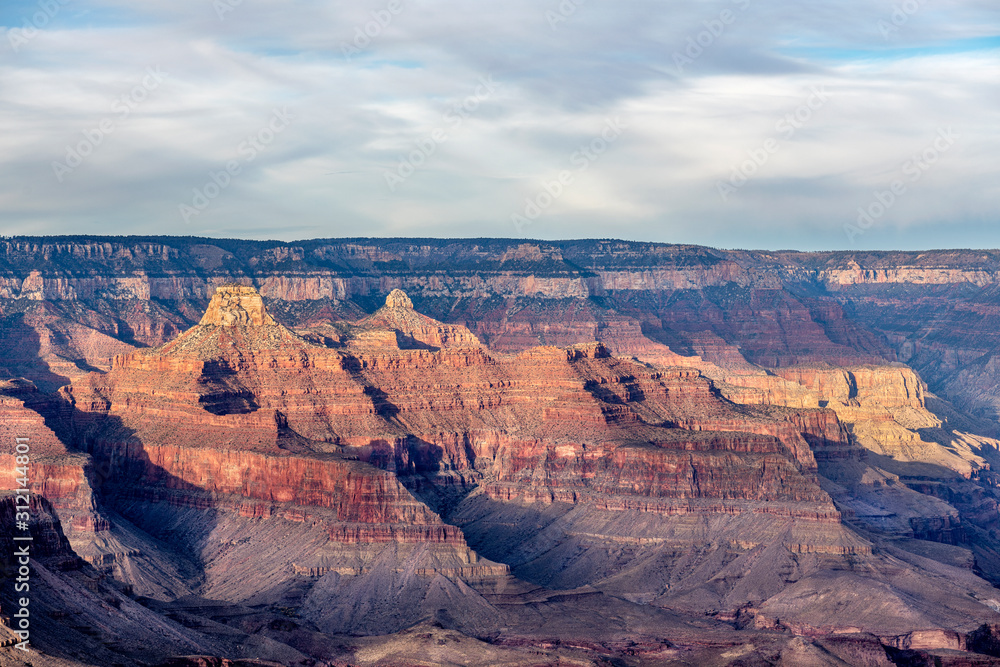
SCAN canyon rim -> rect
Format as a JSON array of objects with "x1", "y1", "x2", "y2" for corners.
[{"x1": 4, "y1": 238, "x2": 1000, "y2": 665}]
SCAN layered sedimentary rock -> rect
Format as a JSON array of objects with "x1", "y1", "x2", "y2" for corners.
[
  {"x1": 58, "y1": 286, "x2": 871, "y2": 622},
  {"x1": 0, "y1": 494, "x2": 332, "y2": 665},
  {"x1": 69, "y1": 287, "x2": 834, "y2": 515},
  {"x1": 713, "y1": 361, "x2": 1000, "y2": 590},
  {"x1": 352, "y1": 288, "x2": 482, "y2": 349},
  {"x1": 7, "y1": 252, "x2": 1000, "y2": 662},
  {"x1": 65, "y1": 286, "x2": 500, "y2": 604},
  {"x1": 0, "y1": 381, "x2": 108, "y2": 548},
  {"x1": 5, "y1": 238, "x2": 1000, "y2": 420},
  {"x1": 0, "y1": 382, "x2": 208, "y2": 607},
  {"x1": 198, "y1": 283, "x2": 276, "y2": 327},
  {"x1": 0, "y1": 301, "x2": 138, "y2": 391},
  {"x1": 733, "y1": 364, "x2": 1000, "y2": 477}
]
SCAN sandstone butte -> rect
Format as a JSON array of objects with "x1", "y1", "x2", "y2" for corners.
[
  {"x1": 4, "y1": 283, "x2": 1000, "y2": 665},
  {"x1": 9, "y1": 240, "x2": 1000, "y2": 426}
]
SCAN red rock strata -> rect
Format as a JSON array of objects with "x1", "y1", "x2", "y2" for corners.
[
  {"x1": 64, "y1": 286, "x2": 854, "y2": 578},
  {"x1": 65, "y1": 286, "x2": 502, "y2": 592},
  {"x1": 9, "y1": 284, "x2": 990, "y2": 648},
  {"x1": 0, "y1": 382, "x2": 108, "y2": 543},
  {"x1": 9, "y1": 241, "x2": 1000, "y2": 662}
]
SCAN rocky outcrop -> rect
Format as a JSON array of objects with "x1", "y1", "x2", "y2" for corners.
[
  {"x1": 8, "y1": 248, "x2": 1000, "y2": 657},
  {"x1": 352, "y1": 288, "x2": 482, "y2": 349},
  {"x1": 769, "y1": 365, "x2": 996, "y2": 476},
  {"x1": 773, "y1": 365, "x2": 925, "y2": 410},
  {"x1": 65, "y1": 287, "x2": 506, "y2": 599},
  {"x1": 5, "y1": 238, "x2": 1000, "y2": 419},
  {"x1": 818, "y1": 265, "x2": 1000, "y2": 288},
  {"x1": 198, "y1": 284, "x2": 276, "y2": 327}
]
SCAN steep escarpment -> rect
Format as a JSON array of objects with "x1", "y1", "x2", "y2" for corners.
[
  {"x1": 8, "y1": 244, "x2": 1000, "y2": 662},
  {"x1": 765, "y1": 365, "x2": 998, "y2": 476},
  {"x1": 713, "y1": 361, "x2": 1000, "y2": 589},
  {"x1": 0, "y1": 381, "x2": 110, "y2": 556},
  {"x1": 5, "y1": 238, "x2": 1000, "y2": 417},
  {"x1": 65, "y1": 287, "x2": 500, "y2": 598},
  {"x1": 54, "y1": 288, "x2": 867, "y2": 630}
]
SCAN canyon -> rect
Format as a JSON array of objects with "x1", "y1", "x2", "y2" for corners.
[{"x1": 4, "y1": 238, "x2": 1000, "y2": 665}]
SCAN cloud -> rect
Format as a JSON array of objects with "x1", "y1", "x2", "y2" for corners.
[{"x1": 0, "y1": 0, "x2": 998, "y2": 249}]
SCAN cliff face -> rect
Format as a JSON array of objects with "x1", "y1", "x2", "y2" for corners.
[
  {"x1": 7, "y1": 241, "x2": 1000, "y2": 661},
  {"x1": 0, "y1": 382, "x2": 109, "y2": 547},
  {"x1": 767, "y1": 365, "x2": 996, "y2": 476},
  {"x1": 198, "y1": 283, "x2": 276, "y2": 326},
  {"x1": 56, "y1": 287, "x2": 872, "y2": 616},
  {"x1": 711, "y1": 361, "x2": 1000, "y2": 587},
  {"x1": 4, "y1": 238, "x2": 1000, "y2": 422}
]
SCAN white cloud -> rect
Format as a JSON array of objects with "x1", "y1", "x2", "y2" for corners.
[{"x1": 0, "y1": 0, "x2": 998, "y2": 248}]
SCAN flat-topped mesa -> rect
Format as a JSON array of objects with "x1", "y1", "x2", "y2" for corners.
[{"x1": 199, "y1": 284, "x2": 276, "y2": 327}]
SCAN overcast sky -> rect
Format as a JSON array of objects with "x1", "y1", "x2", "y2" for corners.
[{"x1": 1, "y1": 0, "x2": 998, "y2": 250}]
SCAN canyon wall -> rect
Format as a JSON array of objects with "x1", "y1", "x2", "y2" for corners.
[
  {"x1": 6, "y1": 239, "x2": 1000, "y2": 422},
  {"x1": 7, "y1": 241, "x2": 1000, "y2": 662}
]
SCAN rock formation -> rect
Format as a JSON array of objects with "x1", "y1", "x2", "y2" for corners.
[
  {"x1": 198, "y1": 284, "x2": 277, "y2": 327},
  {"x1": 0, "y1": 380, "x2": 109, "y2": 553},
  {"x1": 8, "y1": 288, "x2": 985, "y2": 655},
  {"x1": 712, "y1": 361, "x2": 1000, "y2": 589},
  {"x1": 350, "y1": 288, "x2": 482, "y2": 349},
  {"x1": 6, "y1": 240, "x2": 1000, "y2": 664},
  {"x1": 4, "y1": 238, "x2": 1000, "y2": 421},
  {"x1": 62, "y1": 286, "x2": 504, "y2": 614}
]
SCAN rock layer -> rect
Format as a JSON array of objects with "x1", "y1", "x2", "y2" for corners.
[
  {"x1": 198, "y1": 284, "x2": 277, "y2": 327},
  {"x1": 58, "y1": 287, "x2": 864, "y2": 614},
  {"x1": 6, "y1": 244, "x2": 1000, "y2": 663}
]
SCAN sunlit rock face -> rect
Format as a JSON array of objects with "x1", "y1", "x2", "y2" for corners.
[
  {"x1": 198, "y1": 284, "x2": 277, "y2": 327},
  {"x1": 384, "y1": 288, "x2": 412, "y2": 310},
  {"x1": 50, "y1": 285, "x2": 996, "y2": 644},
  {"x1": 7, "y1": 241, "x2": 1000, "y2": 663}
]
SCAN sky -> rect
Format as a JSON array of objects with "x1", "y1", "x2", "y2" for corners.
[{"x1": 0, "y1": 0, "x2": 998, "y2": 250}]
